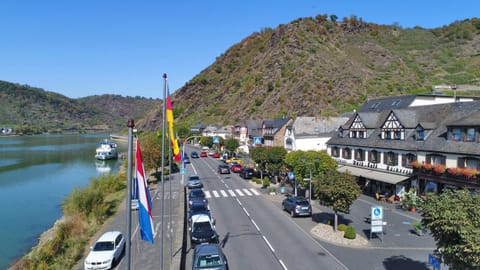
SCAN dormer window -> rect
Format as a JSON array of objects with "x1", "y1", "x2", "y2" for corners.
[
  {"x1": 381, "y1": 112, "x2": 404, "y2": 140},
  {"x1": 349, "y1": 115, "x2": 366, "y2": 139},
  {"x1": 415, "y1": 125, "x2": 425, "y2": 141}
]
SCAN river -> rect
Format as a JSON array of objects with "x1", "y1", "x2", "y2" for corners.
[{"x1": 0, "y1": 134, "x2": 126, "y2": 269}]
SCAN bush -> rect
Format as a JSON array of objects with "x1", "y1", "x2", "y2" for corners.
[
  {"x1": 344, "y1": 226, "x2": 356, "y2": 239},
  {"x1": 262, "y1": 176, "x2": 270, "y2": 187},
  {"x1": 338, "y1": 224, "x2": 348, "y2": 232}
]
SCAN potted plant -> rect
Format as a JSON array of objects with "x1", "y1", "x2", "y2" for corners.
[
  {"x1": 433, "y1": 164, "x2": 446, "y2": 175},
  {"x1": 422, "y1": 163, "x2": 434, "y2": 172},
  {"x1": 462, "y1": 168, "x2": 479, "y2": 179},
  {"x1": 401, "y1": 188, "x2": 419, "y2": 212},
  {"x1": 409, "y1": 160, "x2": 422, "y2": 170},
  {"x1": 447, "y1": 167, "x2": 463, "y2": 177}
]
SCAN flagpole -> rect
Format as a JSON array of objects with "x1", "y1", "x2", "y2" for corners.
[
  {"x1": 125, "y1": 119, "x2": 134, "y2": 270},
  {"x1": 168, "y1": 119, "x2": 173, "y2": 263},
  {"x1": 160, "y1": 73, "x2": 167, "y2": 270}
]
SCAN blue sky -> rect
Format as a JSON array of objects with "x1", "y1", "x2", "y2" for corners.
[{"x1": 1, "y1": 0, "x2": 478, "y2": 99}]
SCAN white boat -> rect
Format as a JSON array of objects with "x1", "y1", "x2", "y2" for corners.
[{"x1": 95, "y1": 140, "x2": 119, "y2": 160}]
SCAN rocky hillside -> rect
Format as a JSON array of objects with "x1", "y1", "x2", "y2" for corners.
[
  {"x1": 136, "y1": 15, "x2": 480, "y2": 131},
  {"x1": 0, "y1": 80, "x2": 159, "y2": 133}
]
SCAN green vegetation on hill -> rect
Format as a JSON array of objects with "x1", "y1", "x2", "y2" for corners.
[
  {"x1": 136, "y1": 16, "x2": 480, "y2": 131},
  {"x1": 0, "y1": 80, "x2": 160, "y2": 133}
]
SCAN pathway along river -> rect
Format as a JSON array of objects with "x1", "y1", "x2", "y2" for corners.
[{"x1": 0, "y1": 134, "x2": 126, "y2": 269}]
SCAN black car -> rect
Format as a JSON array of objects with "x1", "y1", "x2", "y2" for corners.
[
  {"x1": 190, "y1": 214, "x2": 218, "y2": 247},
  {"x1": 217, "y1": 164, "x2": 230, "y2": 174},
  {"x1": 240, "y1": 167, "x2": 254, "y2": 179},
  {"x1": 192, "y1": 243, "x2": 228, "y2": 270},
  {"x1": 189, "y1": 188, "x2": 208, "y2": 207},
  {"x1": 188, "y1": 201, "x2": 211, "y2": 224},
  {"x1": 191, "y1": 151, "x2": 199, "y2": 158},
  {"x1": 282, "y1": 196, "x2": 312, "y2": 217}
]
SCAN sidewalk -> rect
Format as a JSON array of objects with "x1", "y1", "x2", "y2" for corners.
[{"x1": 258, "y1": 182, "x2": 436, "y2": 250}]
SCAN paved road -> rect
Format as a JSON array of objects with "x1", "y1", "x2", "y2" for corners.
[{"x1": 185, "y1": 150, "x2": 349, "y2": 270}]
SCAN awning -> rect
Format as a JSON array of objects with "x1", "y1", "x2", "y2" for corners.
[{"x1": 337, "y1": 165, "x2": 409, "y2": 185}]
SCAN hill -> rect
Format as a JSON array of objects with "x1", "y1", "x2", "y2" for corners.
[
  {"x1": 136, "y1": 15, "x2": 480, "y2": 131},
  {"x1": 0, "y1": 80, "x2": 159, "y2": 133}
]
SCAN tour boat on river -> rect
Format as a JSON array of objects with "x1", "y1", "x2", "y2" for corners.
[{"x1": 94, "y1": 139, "x2": 118, "y2": 160}]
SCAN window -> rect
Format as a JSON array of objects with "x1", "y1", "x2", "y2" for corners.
[
  {"x1": 369, "y1": 150, "x2": 379, "y2": 163},
  {"x1": 342, "y1": 148, "x2": 351, "y2": 159},
  {"x1": 331, "y1": 147, "x2": 340, "y2": 157},
  {"x1": 416, "y1": 127, "x2": 425, "y2": 141},
  {"x1": 452, "y1": 128, "x2": 462, "y2": 141},
  {"x1": 384, "y1": 151, "x2": 398, "y2": 166},
  {"x1": 466, "y1": 128, "x2": 475, "y2": 141},
  {"x1": 426, "y1": 154, "x2": 446, "y2": 165},
  {"x1": 355, "y1": 149, "x2": 364, "y2": 161},
  {"x1": 394, "y1": 131, "x2": 402, "y2": 140},
  {"x1": 402, "y1": 153, "x2": 417, "y2": 167}
]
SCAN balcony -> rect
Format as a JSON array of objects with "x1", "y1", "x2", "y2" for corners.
[{"x1": 412, "y1": 166, "x2": 480, "y2": 189}]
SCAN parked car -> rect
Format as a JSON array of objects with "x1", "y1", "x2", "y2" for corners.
[
  {"x1": 187, "y1": 174, "x2": 203, "y2": 189},
  {"x1": 84, "y1": 231, "x2": 125, "y2": 270},
  {"x1": 189, "y1": 188, "x2": 208, "y2": 207},
  {"x1": 192, "y1": 243, "x2": 229, "y2": 270},
  {"x1": 240, "y1": 167, "x2": 255, "y2": 179},
  {"x1": 200, "y1": 152, "x2": 208, "y2": 157},
  {"x1": 282, "y1": 196, "x2": 312, "y2": 217},
  {"x1": 230, "y1": 163, "x2": 243, "y2": 173},
  {"x1": 211, "y1": 152, "x2": 221, "y2": 159},
  {"x1": 183, "y1": 155, "x2": 191, "y2": 164},
  {"x1": 190, "y1": 214, "x2": 218, "y2": 247},
  {"x1": 188, "y1": 200, "x2": 211, "y2": 224},
  {"x1": 217, "y1": 164, "x2": 230, "y2": 174},
  {"x1": 191, "y1": 151, "x2": 199, "y2": 158},
  {"x1": 225, "y1": 157, "x2": 242, "y2": 164}
]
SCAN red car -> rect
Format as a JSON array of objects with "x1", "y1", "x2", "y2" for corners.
[
  {"x1": 230, "y1": 164, "x2": 243, "y2": 173},
  {"x1": 200, "y1": 152, "x2": 208, "y2": 157},
  {"x1": 212, "y1": 152, "x2": 221, "y2": 159}
]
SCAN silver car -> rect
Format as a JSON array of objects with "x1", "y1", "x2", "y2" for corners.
[
  {"x1": 282, "y1": 196, "x2": 312, "y2": 217},
  {"x1": 192, "y1": 243, "x2": 228, "y2": 270}
]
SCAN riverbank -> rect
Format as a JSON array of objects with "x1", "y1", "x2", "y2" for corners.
[{"x1": 8, "y1": 171, "x2": 126, "y2": 270}]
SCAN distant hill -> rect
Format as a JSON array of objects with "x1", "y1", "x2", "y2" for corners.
[
  {"x1": 136, "y1": 15, "x2": 480, "y2": 131},
  {"x1": 0, "y1": 80, "x2": 160, "y2": 133}
]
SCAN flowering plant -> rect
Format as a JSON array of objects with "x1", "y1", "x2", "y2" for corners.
[
  {"x1": 409, "y1": 160, "x2": 422, "y2": 169},
  {"x1": 462, "y1": 168, "x2": 479, "y2": 179},
  {"x1": 433, "y1": 164, "x2": 446, "y2": 174},
  {"x1": 447, "y1": 167, "x2": 464, "y2": 176},
  {"x1": 422, "y1": 163, "x2": 434, "y2": 171}
]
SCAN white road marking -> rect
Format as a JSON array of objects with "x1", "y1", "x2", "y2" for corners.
[
  {"x1": 228, "y1": 190, "x2": 236, "y2": 197},
  {"x1": 204, "y1": 190, "x2": 211, "y2": 198},
  {"x1": 243, "y1": 188, "x2": 252, "y2": 196},
  {"x1": 236, "y1": 189, "x2": 245, "y2": 196},
  {"x1": 220, "y1": 190, "x2": 228, "y2": 197},
  {"x1": 212, "y1": 190, "x2": 220, "y2": 198}
]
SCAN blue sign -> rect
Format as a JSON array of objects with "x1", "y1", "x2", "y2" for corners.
[
  {"x1": 371, "y1": 206, "x2": 383, "y2": 220},
  {"x1": 254, "y1": 137, "x2": 262, "y2": 145},
  {"x1": 180, "y1": 168, "x2": 186, "y2": 175},
  {"x1": 213, "y1": 136, "x2": 219, "y2": 144},
  {"x1": 288, "y1": 172, "x2": 295, "y2": 180},
  {"x1": 429, "y1": 254, "x2": 441, "y2": 270}
]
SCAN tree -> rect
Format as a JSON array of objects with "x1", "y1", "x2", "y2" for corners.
[
  {"x1": 249, "y1": 146, "x2": 286, "y2": 179},
  {"x1": 199, "y1": 136, "x2": 213, "y2": 148},
  {"x1": 139, "y1": 132, "x2": 163, "y2": 174},
  {"x1": 314, "y1": 170, "x2": 361, "y2": 231},
  {"x1": 285, "y1": 150, "x2": 337, "y2": 187},
  {"x1": 421, "y1": 189, "x2": 480, "y2": 269},
  {"x1": 224, "y1": 138, "x2": 239, "y2": 154}
]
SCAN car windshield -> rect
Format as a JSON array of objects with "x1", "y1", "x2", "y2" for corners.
[
  {"x1": 93, "y1": 241, "x2": 114, "y2": 251},
  {"x1": 194, "y1": 254, "x2": 224, "y2": 268},
  {"x1": 190, "y1": 204, "x2": 208, "y2": 212},
  {"x1": 193, "y1": 221, "x2": 212, "y2": 232},
  {"x1": 189, "y1": 176, "x2": 200, "y2": 181},
  {"x1": 190, "y1": 190, "x2": 205, "y2": 198},
  {"x1": 296, "y1": 200, "x2": 309, "y2": 206}
]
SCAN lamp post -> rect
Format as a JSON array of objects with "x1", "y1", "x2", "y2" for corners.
[{"x1": 302, "y1": 156, "x2": 320, "y2": 202}]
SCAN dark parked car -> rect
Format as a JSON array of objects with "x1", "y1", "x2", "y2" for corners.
[
  {"x1": 217, "y1": 164, "x2": 230, "y2": 174},
  {"x1": 187, "y1": 174, "x2": 203, "y2": 189},
  {"x1": 188, "y1": 201, "x2": 211, "y2": 224},
  {"x1": 190, "y1": 214, "x2": 218, "y2": 247},
  {"x1": 240, "y1": 167, "x2": 254, "y2": 179},
  {"x1": 191, "y1": 151, "x2": 199, "y2": 158},
  {"x1": 189, "y1": 188, "x2": 208, "y2": 207},
  {"x1": 282, "y1": 196, "x2": 312, "y2": 217},
  {"x1": 192, "y1": 243, "x2": 228, "y2": 270}
]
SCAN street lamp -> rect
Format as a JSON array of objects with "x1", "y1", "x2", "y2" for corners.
[{"x1": 302, "y1": 156, "x2": 320, "y2": 202}]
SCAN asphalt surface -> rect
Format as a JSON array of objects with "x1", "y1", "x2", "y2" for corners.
[{"x1": 77, "y1": 147, "x2": 445, "y2": 270}]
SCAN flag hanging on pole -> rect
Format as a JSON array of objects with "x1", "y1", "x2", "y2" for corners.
[
  {"x1": 166, "y1": 87, "x2": 181, "y2": 162},
  {"x1": 136, "y1": 139, "x2": 155, "y2": 244}
]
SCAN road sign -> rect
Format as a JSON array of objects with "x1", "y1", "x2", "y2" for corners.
[
  {"x1": 213, "y1": 136, "x2": 219, "y2": 144},
  {"x1": 180, "y1": 168, "x2": 185, "y2": 175},
  {"x1": 429, "y1": 254, "x2": 441, "y2": 270},
  {"x1": 288, "y1": 172, "x2": 295, "y2": 180},
  {"x1": 371, "y1": 206, "x2": 383, "y2": 220},
  {"x1": 254, "y1": 137, "x2": 262, "y2": 145}
]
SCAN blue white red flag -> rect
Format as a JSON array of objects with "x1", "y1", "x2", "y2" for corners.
[{"x1": 135, "y1": 139, "x2": 154, "y2": 243}]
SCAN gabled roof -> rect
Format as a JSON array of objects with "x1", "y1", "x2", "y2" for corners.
[
  {"x1": 328, "y1": 101, "x2": 480, "y2": 155},
  {"x1": 358, "y1": 95, "x2": 416, "y2": 112},
  {"x1": 294, "y1": 116, "x2": 349, "y2": 137}
]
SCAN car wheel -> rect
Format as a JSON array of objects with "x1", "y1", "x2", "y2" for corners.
[
  {"x1": 290, "y1": 209, "x2": 295, "y2": 217},
  {"x1": 282, "y1": 204, "x2": 286, "y2": 211}
]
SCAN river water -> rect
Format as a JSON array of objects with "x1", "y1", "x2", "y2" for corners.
[{"x1": 0, "y1": 134, "x2": 126, "y2": 269}]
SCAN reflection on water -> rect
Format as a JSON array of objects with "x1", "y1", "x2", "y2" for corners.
[{"x1": 0, "y1": 134, "x2": 126, "y2": 269}]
